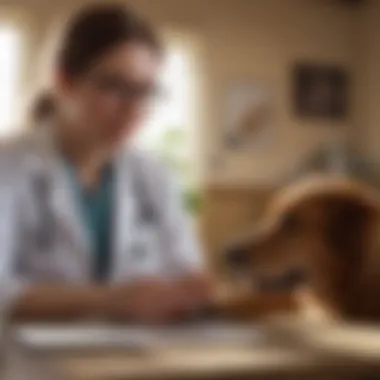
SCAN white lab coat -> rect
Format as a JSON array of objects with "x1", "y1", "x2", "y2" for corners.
[{"x1": 0, "y1": 127, "x2": 204, "y2": 309}]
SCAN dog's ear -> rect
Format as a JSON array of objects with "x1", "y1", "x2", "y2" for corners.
[{"x1": 324, "y1": 196, "x2": 375, "y2": 264}]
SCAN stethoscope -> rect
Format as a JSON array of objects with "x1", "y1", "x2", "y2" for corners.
[
  {"x1": 34, "y1": 173, "x2": 55, "y2": 252},
  {"x1": 127, "y1": 164, "x2": 158, "y2": 265}
]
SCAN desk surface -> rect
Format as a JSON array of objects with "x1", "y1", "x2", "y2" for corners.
[{"x1": 4, "y1": 320, "x2": 380, "y2": 380}]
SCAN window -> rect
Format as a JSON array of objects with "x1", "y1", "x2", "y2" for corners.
[
  {"x1": 138, "y1": 38, "x2": 200, "y2": 187},
  {"x1": 0, "y1": 23, "x2": 21, "y2": 136},
  {"x1": 137, "y1": 34, "x2": 201, "y2": 213}
]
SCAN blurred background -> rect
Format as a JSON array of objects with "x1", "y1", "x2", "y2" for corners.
[{"x1": 0, "y1": 0, "x2": 378, "y2": 273}]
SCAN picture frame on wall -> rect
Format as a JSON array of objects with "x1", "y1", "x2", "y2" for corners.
[
  {"x1": 293, "y1": 62, "x2": 349, "y2": 120},
  {"x1": 223, "y1": 82, "x2": 273, "y2": 151}
]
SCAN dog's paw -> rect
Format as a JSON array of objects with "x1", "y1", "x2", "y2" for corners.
[{"x1": 296, "y1": 289, "x2": 340, "y2": 324}]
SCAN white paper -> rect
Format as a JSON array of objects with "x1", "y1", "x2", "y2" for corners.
[{"x1": 13, "y1": 322, "x2": 264, "y2": 352}]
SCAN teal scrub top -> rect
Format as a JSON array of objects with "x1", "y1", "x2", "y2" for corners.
[{"x1": 64, "y1": 161, "x2": 114, "y2": 282}]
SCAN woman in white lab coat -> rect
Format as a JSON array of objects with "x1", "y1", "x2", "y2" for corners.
[{"x1": 1, "y1": 4, "x2": 209, "y2": 322}]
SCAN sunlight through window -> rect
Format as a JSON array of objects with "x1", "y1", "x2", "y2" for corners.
[
  {"x1": 0, "y1": 24, "x2": 21, "y2": 136},
  {"x1": 137, "y1": 39, "x2": 194, "y2": 188}
]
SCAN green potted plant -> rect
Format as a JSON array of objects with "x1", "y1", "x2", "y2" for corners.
[{"x1": 157, "y1": 126, "x2": 202, "y2": 217}]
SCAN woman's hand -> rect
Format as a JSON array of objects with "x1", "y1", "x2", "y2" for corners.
[
  {"x1": 174, "y1": 274, "x2": 214, "y2": 316},
  {"x1": 11, "y1": 284, "x2": 110, "y2": 322},
  {"x1": 108, "y1": 275, "x2": 212, "y2": 323},
  {"x1": 108, "y1": 278, "x2": 184, "y2": 323}
]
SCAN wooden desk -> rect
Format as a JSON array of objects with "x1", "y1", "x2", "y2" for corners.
[{"x1": 3, "y1": 320, "x2": 380, "y2": 380}]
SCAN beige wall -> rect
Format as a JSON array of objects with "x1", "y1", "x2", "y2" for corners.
[
  {"x1": 3, "y1": 0, "x2": 359, "y2": 184},
  {"x1": 202, "y1": 0, "x2": 357, "y2": 185},
  {"x1": 353, "y1": 0, "x2": 380, "y2": 162}
]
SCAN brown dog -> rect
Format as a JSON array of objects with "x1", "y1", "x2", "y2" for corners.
[{"x1": 222, "y1": 175, "x2": 380, "y2": 322}]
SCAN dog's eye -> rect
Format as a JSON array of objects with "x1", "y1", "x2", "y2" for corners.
[{"x1": 281, "y1": 214, "x2": 300, "y2": 233}]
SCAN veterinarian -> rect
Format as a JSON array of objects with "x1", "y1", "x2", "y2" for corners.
[{"x1": 0, "y1": 4, "x2": 209, "y2": 322}]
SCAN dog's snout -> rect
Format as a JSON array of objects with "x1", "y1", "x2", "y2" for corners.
[{"x1": 225, "y1": 245, "x2": 250, "y2": 268}]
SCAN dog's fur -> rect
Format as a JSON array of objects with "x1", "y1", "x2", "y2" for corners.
[{"x1": 222, "y1": 175, "x2": 380, "y2": 322}]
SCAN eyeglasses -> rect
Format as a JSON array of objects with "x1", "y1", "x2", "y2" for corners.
[{"x1": 88, "y1": 72, "x2": 164, "y2": 103}]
